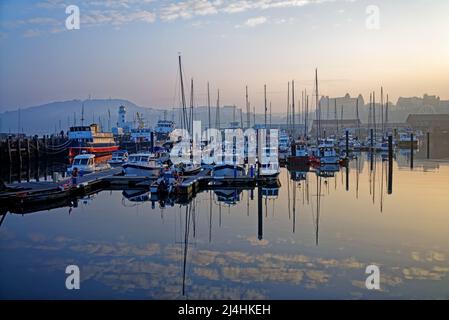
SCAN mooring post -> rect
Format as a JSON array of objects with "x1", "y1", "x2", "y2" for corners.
[
  {"x1": 150, "y1": 131, "x2": 154, "y2": 151},
  {"x1": 345, "y1": 130, "x2": 349, "y2": 159},
  {"x1": 258, "y1": 185, "x2": 263, "y2": 240},
  {"x1": 426, "y1": 131, "x2": 430, "y2": 159},
  {"x1": 345, "y1": 163, "x2": 349, "y2": 192},
  {"x1": 34, "y1": 136, "x2": 39, "y2": 161},
  {"x1": 17, "y1": 138, "x2": 23, "y2": 183},
  {"x1": 7, "y1": 138, "x2": 11, "y2": 165},
  {"x1": 410, "y1": 132, "x2": 414, "y2": 169},
  {"x1": 388, "y1": 135, "x2": 393, "y2": 194}
]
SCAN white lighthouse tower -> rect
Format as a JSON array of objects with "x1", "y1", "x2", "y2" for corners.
[{"x1": 118, "y1": 105, "x2": 126, "y2": 128}]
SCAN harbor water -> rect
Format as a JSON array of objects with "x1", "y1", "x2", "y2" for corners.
[{"x1": 1, "y1": 150, "x2": 449, "y2": 299}]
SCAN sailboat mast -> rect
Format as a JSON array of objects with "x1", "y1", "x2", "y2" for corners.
[
  {"x1": 381, "y1": 87, "x2": 384, "y2": 136},
  {"x1": 269, "y1": 102, "x2": 272, "y2": 128},
  {"x1": 216, "y1": 89, "x2": 220, "y2": 129},
  {"x1": 356, "y1": 98, "x2": 360, "y2": 138},
  {"x1": 207, "y1": 82, "x2": 211, "y2": 130},
  {"x1": 178, "y1": 54, "x2": 187, "y2": 132},
  {"x1": 81, "y1": 102, "x2": 85, "y2": 126},
  {"x1": 246, "y1": 85, "x2": 250, "y2": 128},
  {"x1": 264, "y1": 84, "x2": 267, "y2": 128},
  {"x1": 287, "y1": 82, "x2": 290, "y2": 133},
  {"x1": 315, "y1": 68, "x2": 320, "y2": 142},
  {"x1": 190, "y1": 78, "x2": 194, "y2": 136},
  {"x1": 373, "y1": 91, "x2": 376, "y2": 140},
  {"x1": 292, "y1": 80, "x2": 295, "y2": 138}
]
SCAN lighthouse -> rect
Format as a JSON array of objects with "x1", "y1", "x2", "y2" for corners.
[{"x1": 118, "y1": 105, "x2": 126, "y2": 128}]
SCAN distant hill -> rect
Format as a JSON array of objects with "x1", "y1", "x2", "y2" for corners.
[
  {"x1": 0, "y1": 99, "x2": 167, "y2": 135},
  {"x1": 1, "y1": 94, "x2": 448, "y2": 135}
]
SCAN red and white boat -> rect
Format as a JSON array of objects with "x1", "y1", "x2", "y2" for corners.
[{"x1": 68, "y1": 124, "x2": 119, "y2": 158}]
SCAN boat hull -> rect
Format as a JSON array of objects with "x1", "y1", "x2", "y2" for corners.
[
  {"x1": 122, "y1": 164, "x2": 161, "y2": 178},
  {"x1": 69, "y1": 145, "x2": 119, "y2": 158},
  {"x1": 213, "y1": 164, "x2": 245, "y2": 178}
]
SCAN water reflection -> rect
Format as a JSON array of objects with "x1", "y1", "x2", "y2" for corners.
[{"x1": 1, "y1": 153, "x2": 449, "y2": 299}]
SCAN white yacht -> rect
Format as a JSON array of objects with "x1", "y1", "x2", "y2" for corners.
[
  {"x1": 122, "y1": 152, "x2": 162, "y2": 178},
  {"x1": 67, "y1": 153, "x2": 110, "y2": 174},
  {"x1": 108, "y1": 150, "x2": 128, "y2": 166}
]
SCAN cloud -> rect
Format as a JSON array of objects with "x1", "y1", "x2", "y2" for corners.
[
  {"x1": 244, "y1": 16, "x2": 267, "y2": 27},
  {"x1": 83, "y1": 10, "x2": 156, "y2": 27},
  {"x1": 160, "y1": 0, "x2": 219, "y2": 21},
  {"x1": 23, "y1": 29, "x2": 43, "y2": 38}
]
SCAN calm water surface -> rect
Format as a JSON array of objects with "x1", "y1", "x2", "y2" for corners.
[{"x1": 1, "y1": 153, "x2": 449, "y2": 299}]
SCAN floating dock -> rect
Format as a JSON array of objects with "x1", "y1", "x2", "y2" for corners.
[{"x1": 0, "y1": 166, "x2": 281, "y2": 210}]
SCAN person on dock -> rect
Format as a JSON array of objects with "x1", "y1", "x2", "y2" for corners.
[{"x1": 71, "y1": 167, "x2": 79, "y2": 186}]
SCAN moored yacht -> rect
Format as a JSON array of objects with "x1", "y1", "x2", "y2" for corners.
[
  {"x1": 108, "y1": 150, "x2": 128, "y2": 166},
  {"x1": 66, "y1": 153, "x2": 110, "y2": 174},
  {"x1": 122, "y1": 152, "x2": 163, "y2": 178}
]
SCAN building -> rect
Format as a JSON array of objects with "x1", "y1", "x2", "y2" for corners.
[
  {"x1": 406, "y1": 114, "x2": 449, "y2": 130},
  {"x1": 310, "y1": 119, "x2": 361, "y2": 136},
  {"x1": 319, "y1": 94, "x2": 365, "y2": 120}
]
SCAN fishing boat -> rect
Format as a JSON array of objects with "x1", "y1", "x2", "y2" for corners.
[
  {"x1": 68, "y1": 124, "x2": 118, "y2": 158},
  {"x1": 108, "y1": 150, "x2": 128, "y2": 166},
  {"x1": 122, "y1": 152, "x2": 162, "y2": 178},
  {"x1": 66, "y1": 153, "x2": 110, "y2": 174}
]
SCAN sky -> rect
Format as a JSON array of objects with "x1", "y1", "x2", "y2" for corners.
[{"x1": 0, "y1": 0, "x2": 449, "y2": 113}]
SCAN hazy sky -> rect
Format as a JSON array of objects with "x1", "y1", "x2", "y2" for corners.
[{"x1": 1, "y1": 0, "x2": 448, "y2": 113}]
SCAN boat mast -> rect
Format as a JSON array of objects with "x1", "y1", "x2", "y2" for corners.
[
  {"x1": 190, "y1": 78, "x2": 194, "y2": 137},
  {"x1": 381, "y1": 86, "x2": 384, "y2": 136},
  {"x1": 207, "y1": 82, "x2": 211, "y2": 130},
  {"x1": 373, "y1": 91, "x2": 376, "y2": 141},
  {"x1": 356, "y1": 97, "x2": 360, "y2": 138},
  {"x1": 292, "y1": 80, "x2": 295, "y2": 138},
  {"x1": 287, "y1": 82, "x2": 290, "y2": 134},
  {"x1": 385, "y1": 94, "x2": 389, "y2": 131},
  {"x1": 178, "y1": 54, "x2": 187, "y2": 132},
  {"x1": 246, "y1": 85, "x2": 250, "y2": 128},
  {"x1": 315, "y1": 68, "x2": 319, "y2": 143},
  {"x1": 264, "y1": 84, "x2": 267, "y2": 128},
  {"x1": 269, "y1": 102, "x2": 272, "y2": 128},
  {"x1": 81, "y1": 102, "x2": 85, "y2": 126},
  {"x1": 216, "y1": 89, "x2": 220, "y2": 129}
]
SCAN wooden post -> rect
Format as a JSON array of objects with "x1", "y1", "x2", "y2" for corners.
[
  {"x1": 17, "y1": 138, "x2": 22, "y2": 183},
  {"x1": 345, "y1": 130, "x2": 349, "y2": 159},
  {"x1": 426, "y1": 131, "x2": 430, "y2": 159},
  {"x1": 410, "y1": 132, "x2": 414, "y2": 169},
  {"x1": 258, "y1": 185, "x2": 263, "y2": 240},
  {"x1": 388, "y1": 135, "x2": 393, "y2": 194},
  {"x1": 7, "y1": 138, "x2": 12, "y2": 165},
  {"x1": 34, "y1": 136, "x2": 39, "y2": 161}
]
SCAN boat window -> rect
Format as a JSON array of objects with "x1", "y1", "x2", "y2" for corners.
[
  {"x1": 140, "y1": 156, "x2": 149, "y2": 162},
  {"x1": 129, "y1": 156, "x2": 138, "y2": 162},
  {"x1": 79, "y1": 158, "x2": 88, "y2": 165}
]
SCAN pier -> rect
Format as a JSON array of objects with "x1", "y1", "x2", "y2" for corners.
[{"x1": 0, "y1": 166, "x2": 281, "y2": 212}]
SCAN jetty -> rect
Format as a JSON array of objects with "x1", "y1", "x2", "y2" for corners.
[{"x1": 0, "y1": 165, "x2": 281, "y2": 213}]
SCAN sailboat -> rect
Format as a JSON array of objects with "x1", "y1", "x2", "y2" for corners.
[{"x1": 175, "y1": 55, "x2": 202, "y2": 176}]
